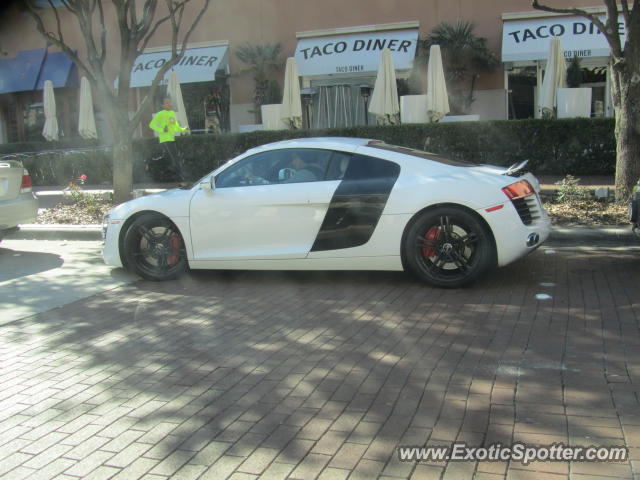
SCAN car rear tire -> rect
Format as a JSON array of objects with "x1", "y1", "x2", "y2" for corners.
[
  {"x1": 404, "y1": 207, "x2": 495, "y2": 288},
  {"x1": 122, "y1": 213, "x2": 187, "y2": 281}
]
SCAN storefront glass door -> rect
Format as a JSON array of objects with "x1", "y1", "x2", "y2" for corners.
[
  {"x1": 310, "y1": 82, "x2": 376, "y2": 129},
  {"x1": 508, "y1": 66, "x2": 537, "y2": 120}
]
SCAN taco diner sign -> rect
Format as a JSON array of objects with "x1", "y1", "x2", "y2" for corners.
[{"x1": 295, "y1": 29, "x2": 419, "y2": 76}]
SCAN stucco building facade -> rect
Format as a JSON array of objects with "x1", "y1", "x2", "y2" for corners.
[{"x1": 0, "y1": 0, "x2": 615, "y2": 144}]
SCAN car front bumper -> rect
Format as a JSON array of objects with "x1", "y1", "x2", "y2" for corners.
[{"x1": 102, "y1": 214, "x2": 125, "y2": 268}]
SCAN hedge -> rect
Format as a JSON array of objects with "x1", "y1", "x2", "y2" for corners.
[{"x1": 0, "y1": 118, "x2": 615, "y2": 186}]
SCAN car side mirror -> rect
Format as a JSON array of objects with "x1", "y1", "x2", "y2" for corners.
[{"x1": 200, "y1": 176, "x2": 216, "y2": 192}]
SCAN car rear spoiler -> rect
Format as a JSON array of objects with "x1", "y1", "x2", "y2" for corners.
[{"x1": 503, "y1": 159, "x2": 529, "y2": 176}]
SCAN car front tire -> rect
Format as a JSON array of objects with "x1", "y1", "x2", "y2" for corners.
[
  {"x1": 122, "y1": 213, "x2": 187, "y2": 281},
  {"x1": 404, "y1": 206, "x2": 496, "y2": 288}
]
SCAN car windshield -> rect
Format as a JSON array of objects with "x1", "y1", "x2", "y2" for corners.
[{"x1": 368, "y1": 142, "x2": 478, "y2": 167}]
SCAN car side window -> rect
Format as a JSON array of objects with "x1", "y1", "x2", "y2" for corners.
[
  {"x1": 216, "y1": 148, "x2": 334, "y2": 188},
  {"x1": 343, "y1": 154, "x2": 400, "y2": 182},
  {"x1": 280, "y1": 149, "x2": 331, "y2": 184},
  {"x1": 215, "y1": 151, "x2": 283, "y2": 188},
  {"x1": 325, "y1": 152, "x2": 352, "y2": 181}
]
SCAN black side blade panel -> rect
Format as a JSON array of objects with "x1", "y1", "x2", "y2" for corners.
[{"x1": 311, "y1": 154, "x2": 400, "y2": 252}]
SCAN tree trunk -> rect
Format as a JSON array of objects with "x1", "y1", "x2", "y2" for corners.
[
  {"x1": 111, "y1": 114, "x2": 135, "y2": 204},
  {"x1": 612, "y1": 64, "x2": 640, "y2": 202},
  {"x1": 113, "y1": 141, "x2": 133, "y2": 205},
  {"x1": 96, "y1": 84, "x2": 135, "y2": 205},
  {"x1": 112, "y1": 135, "x2": 134, "y2": 205}
]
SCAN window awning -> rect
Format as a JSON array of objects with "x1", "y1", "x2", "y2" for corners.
[
  {"x1": 502, "y1": 14, "x2": 626, "y2": 62},
  {"x1": 36, "y1": 51, "x2": 77, "y2": 90},
  {"x1": 0, "y1": 49, "x2": 46, "y2": 94},
  {"x1": 0, "y1": 48, "x2": 77, "y2": 94},
  {"x1": 294, "y1": 29, "x2": 419, "y2": 77},
  {"x1": 129, "y1": 45, "x2": 229, "y2": 87}
]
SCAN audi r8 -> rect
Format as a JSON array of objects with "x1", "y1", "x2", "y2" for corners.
[{"x1": 102, "y1": 137, "x2": 550, "y2": 287}]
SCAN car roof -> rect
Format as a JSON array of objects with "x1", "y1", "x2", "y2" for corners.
[{"x1": 246, "y1": 137, "x2": 374, "y2": 155}]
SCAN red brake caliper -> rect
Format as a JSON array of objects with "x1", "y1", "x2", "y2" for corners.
[
  {"x1": 167, "y1": 234, "x2": 182, "y2": 265},
  {"x1": 422, "y1": 227, "x2": 441, "y2": 258}
]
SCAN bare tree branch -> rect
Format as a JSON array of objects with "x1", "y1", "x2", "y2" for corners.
[
  {"x1": 176, "y1": 1, "x2": 187, "y2": 29},
  {"x1": 126, "y1": 1, "x2": 135, "y2": 34},
  {"x1": 602, "y1": 0, "x2": 623, "y2": 50},
  {"x1": 139, "y1": 14, "x2": 171, "y2": 53},
  {"x1": 130, "y1": 0, "x2": 210, "y2": 135},
  {"x1": 46, "y1": 0, "x2": 65, "y2": 44},
  {"x1": 180, "y1": 0, "x2": 207, "y2": 44},
  {"x1": 168, "y1": 1, "x2": 180, "y2": 57},
  {"x1": 113, "y1": 3, "x2": 138, "y2": 108},
  {"x1": 25, "y1": 0, "x2": 212, "y2": 202},
  {"x1": 76, "y1": 1, "x2": 104, "y2": 73},
  {"x1": 621, "y1": 0, "x2": 632, "y2": 28},
  {"x1": 531, "y1": 0, "x2": 609, "y2": 34},
  {"x1": 97, "y1": 0, "x2": 107, "y2": 66},
  {"x1": 135, "y1": 0, "x2": 158, "y2": 42},
  {"x1": 24, "y1": 1, "x2": 96, "y2": 84},
  {"x1": 531, "y1": 0, "x2": 623, "y2": 58}
]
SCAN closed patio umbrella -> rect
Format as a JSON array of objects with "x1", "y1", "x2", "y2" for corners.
[
  {"x1": 538, "y1": 37, "x2": 566, "y2": 118},
  {"x1": 369, "y1": 48, "x2": 399, "y2": 125},
  {"x1": 167, "y1": 71, "x2": 189, "y2": 132},
  {"x1": 426, "y1": 45, "x2": 450, "y2": 122},
  {"x1": 42, "y1": 80, "x2": 59, "y2": 141},
  {"x1": 280, "y1": 57, "x2": 302, "y2": 129},
  {"x1": 78, "y1": 76, "x2": 97, "y2": 139}
]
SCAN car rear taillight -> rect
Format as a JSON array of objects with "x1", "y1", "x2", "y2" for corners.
[
  {"x1": 20, "y1": 169, "x2": 33, "y2": 193},
  {"x1": 502, "y1": 180, "x2": 534, "y2": 200}
]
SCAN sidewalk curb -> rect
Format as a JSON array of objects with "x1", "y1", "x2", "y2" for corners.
[
  {"x1": 549, "y1": 226, "x2": 631, "y2": 237},
  {"x1": 546, "y1": 225, "x2": 638, "y2": 247},
  {"x1": 6, "y1": 224, "x2": 102, "y2": 241}
]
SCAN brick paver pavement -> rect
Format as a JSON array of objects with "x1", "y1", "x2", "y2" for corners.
[{"x1": 1, "y1": 245, "x2": 639, "y2": 479}]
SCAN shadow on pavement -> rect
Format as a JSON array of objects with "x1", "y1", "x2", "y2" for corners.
[
  {"x1": 0, "y1": 247, "x2": 63, "y2": 281},
  {"x1": 1, "y1": 248, "x2": 639, "y2": 478}
]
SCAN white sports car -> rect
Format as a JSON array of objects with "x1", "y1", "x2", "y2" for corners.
[{"x1": 102, "y1": 137, "x2": 550, "y2": 287}]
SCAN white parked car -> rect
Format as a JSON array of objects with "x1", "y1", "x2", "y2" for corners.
[
  {"x1": 0, "y1": 159, "x2": 37, "y2": 241},
  {"x1": 102, "y1": 138, "x2": 550, "y2": 287}
]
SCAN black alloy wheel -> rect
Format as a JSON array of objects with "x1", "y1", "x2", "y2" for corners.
[
  {"x1": 405, "y1": 207, "x2": 495, "y2": 288},
  {"x1": 123, "y1": 213, "x2": 187, "y2": 281}
]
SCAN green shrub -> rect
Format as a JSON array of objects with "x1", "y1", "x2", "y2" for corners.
[
  {"x1": 554, "y1": 174, "x2": 588, "y2": 203},
  {"x1": 1, "y1": 118, "x2": 616, "y2": 186},
  {"x1": 64, "y1": 184, "x2": 112, "y2": 216}
]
